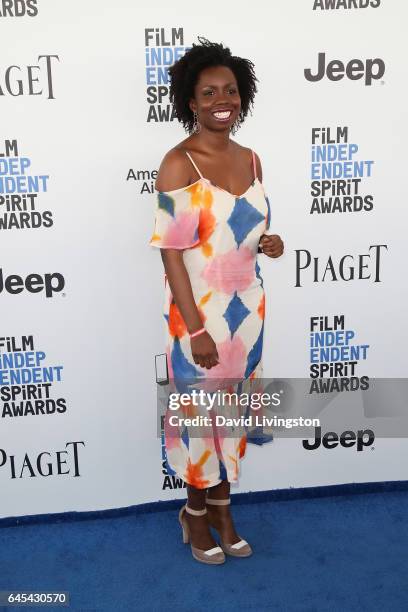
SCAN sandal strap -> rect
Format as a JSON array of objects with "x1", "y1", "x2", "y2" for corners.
[
  {"x1": 202, "y1": 546, "x2": 224, "y2": 557},
  {"x1": 206, "y1": 497, "x2": 231, "y2": 506},
  {"x1": 185, "y1": 505, "x2": 207, "y2": 516},
  {"x1": 230, "y1": 539, "x2": 248, "y2": 550}
]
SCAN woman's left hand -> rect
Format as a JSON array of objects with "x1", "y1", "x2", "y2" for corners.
[{"x1": 259, "y1": 234, "x2": 284, "y2": 258}]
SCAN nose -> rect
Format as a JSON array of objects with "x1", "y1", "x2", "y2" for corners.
[
  {"x1": 212, "y1": 89, "x2": 230, "y2": 105},
  {"x1": 211, "y1": 90, "x2": 231, "y2": 107}
]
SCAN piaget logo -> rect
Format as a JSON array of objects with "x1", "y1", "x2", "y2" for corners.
[
  {"x1": 0, "y1": 441, "x2": 84, "y2": 479},
  {"x1": 294, "y1": 244, "x2": 387, "y2": 287},
  {"x1": 0, "y1": 55, "x2": 59, "y2": 98}
]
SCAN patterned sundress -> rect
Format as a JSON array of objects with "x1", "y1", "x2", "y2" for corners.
[{"x1": 149, "y1": 149, "x2": 271, "y2": 488}]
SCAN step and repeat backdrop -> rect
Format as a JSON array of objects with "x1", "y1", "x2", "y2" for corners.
[{"x1": 1, "y1": 0, "x2": 407, "y2": 519}]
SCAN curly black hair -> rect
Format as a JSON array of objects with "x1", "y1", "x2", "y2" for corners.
[{"x1": 168, "y1": 36, "x2": 258, "y2": 134}]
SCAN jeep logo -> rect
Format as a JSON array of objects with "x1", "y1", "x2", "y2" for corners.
[
  {"x1": 0, "y1": 268, "x2": 65, "y2": 298},
  {"x1": 304, "y1": 52, "x2": 385, "y2": 86},
  {"x1": 302, "y1": 427, "x2": 375, "y2": 451}
]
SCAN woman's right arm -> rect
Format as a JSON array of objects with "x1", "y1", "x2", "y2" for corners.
[{"x1": 156, "y1": 149, "x2": 219, "y2": 370}]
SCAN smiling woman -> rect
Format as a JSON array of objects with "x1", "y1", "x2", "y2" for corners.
[{"x1": 148, "y1": 37, "x2": 284, "y2": 566}]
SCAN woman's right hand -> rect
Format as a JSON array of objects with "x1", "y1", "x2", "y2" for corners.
[{"x1": 191, "y1": 331, "x2": 219, "y2": 369}]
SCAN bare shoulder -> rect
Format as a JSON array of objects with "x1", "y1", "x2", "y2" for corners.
[
  {"x1": 155, "y1": 145, "x2": 192, "y2": 192},
  {"x1": 253, "y1": 150, "x2": 263, "y2": 182},
  {"x1": 235, "y1": 142, "x2": 263, "y2": 182}
]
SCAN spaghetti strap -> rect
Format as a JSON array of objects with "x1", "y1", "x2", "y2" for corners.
[
  {"x1": 251, "y1": 149, "x2": 257, "y2": 180},
  {"x1": 185, "y1": 151, "x2": 204, "y2": 179}
]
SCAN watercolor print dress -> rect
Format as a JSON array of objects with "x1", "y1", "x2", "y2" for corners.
[{"x1": 149, "y1": 149, "x2": 271, "y2": 489}]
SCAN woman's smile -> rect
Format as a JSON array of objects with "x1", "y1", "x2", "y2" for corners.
[{"x1": 211, "y1": 109, "x2": 233, "y2": 122}]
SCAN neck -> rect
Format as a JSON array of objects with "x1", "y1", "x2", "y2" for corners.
[{"x1": 192, "y1": 128, "x2": 232, "y2": 153}]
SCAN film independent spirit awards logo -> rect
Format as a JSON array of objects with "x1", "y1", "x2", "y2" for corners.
[
  {"x1": 0, "y1": 335, "x2": 85, "y2": 481},
  {"x1": 144, "y1": 27, "x2": 190, "y2": 123},
  {"x1": 312, "y1": 0, "x2": 380, "y2": 10},
  {"x1": 302, "y1": 314, "x2": 375, "y2": 451},
  {"x1": 127, "y1": 27, "x2": 191, "y2": 197},
  {"x1": 0, "y1": 0, "x2": 38, "y2": 17},
  {"x1": 0, "y1": 139, "x2": 65, "y2": 297}
]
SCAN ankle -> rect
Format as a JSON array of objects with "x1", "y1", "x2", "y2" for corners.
[
  {"x1": 186, "y1": 505, "x2": 207, "y2": 516},
  {"x1": 206, "y1": 495, "x2": 230, "y2": 504}
]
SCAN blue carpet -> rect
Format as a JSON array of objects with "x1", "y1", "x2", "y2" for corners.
[{"x1": 1, "y1": 490, "x2": 408, "y2": 612}]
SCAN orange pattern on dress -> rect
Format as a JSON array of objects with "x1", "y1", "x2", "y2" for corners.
[
  {"x1": 198, "y1": 200, "x2": 216, "y2": 258},
  {"x1": 168, "y1": 301, "x2": 187, "y2": 338},
  {"x1": 228, "y1": 454, "x2": 239, "y2": 481},
  {"x1": 199, "y1": 291, "x2": 212, "y2": 307},
  {"x1": 196, "y1": 292, "x2": 212, "y2": 324},
  {"x1": 184, "y1": 450, "x2": 212, "y2": 488},
  {"x1": 181, "y1": 399, "x2": 197, "y2": 418},
  {"x1": 238, "y1": 435, "x2": 247, "y2": 459},
  {"x1": 187, "y1": 182, "x2": 213, "y2": 209},
  {"x1": 169, "y1": 296, "x2": 208, "y2": 338},
  {"x1": 257, "y1": 293, "x2": 265, "y2": 320}
]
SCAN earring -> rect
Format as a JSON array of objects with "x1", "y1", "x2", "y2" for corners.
[
  {"x1": 193, "y1": 110, "x2": 201, "y2": 134},
  {"x1": 231, "y1": 118, "x2": 240, "y2": 135}
]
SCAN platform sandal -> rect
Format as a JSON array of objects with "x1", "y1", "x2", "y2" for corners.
[
  {"x1": 178, "y1": 505, "x2": 226, "y2": 565},
  {"x1": 205, "y1": 497, "x2": 252, "y2": 557}
]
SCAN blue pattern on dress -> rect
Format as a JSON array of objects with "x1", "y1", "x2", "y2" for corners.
[
  {"x1": 223, "y1": 291, "x2": 250, "y2": 338},
  {"x1": 171, "y1": 336, "x2": 204, "y2": 393},
  {"x1": 227, "y1": 197, "x2": 265, "y2": 247},
  {"x1": 218, "y1": 459, "x2": 228, "y2": 480},
  {"x1": 158, "y1": 192, "x2": 175, "y2": 217},
  {"x1": 265, "y1": 195, "x2": 271, "y2": 230},
  {"x1": 244, "y1": 323, "x2": 264, "y2": 378}
]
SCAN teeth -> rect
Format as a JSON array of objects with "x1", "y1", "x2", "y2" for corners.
[{"x1": 213, "y1": 111, "x2": 231, "y2": 119}]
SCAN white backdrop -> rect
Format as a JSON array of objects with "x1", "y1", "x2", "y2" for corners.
[{"x1": 1, "y1": 0, "x2": 407, "y2": 519}]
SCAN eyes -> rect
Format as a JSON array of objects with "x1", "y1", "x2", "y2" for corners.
[{"x1": 203, "y1": 87, "x2": 238, "y2": 96}]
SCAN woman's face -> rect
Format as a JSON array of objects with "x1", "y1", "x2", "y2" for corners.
[{"x1": 189, "y1": 65, "x2": 241, "y2": 132}]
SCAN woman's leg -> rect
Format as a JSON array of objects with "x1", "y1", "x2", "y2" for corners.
[
  {"x1": 185, "y1": 484, "x2": 218, "y2": 550},
  {"x1": 206, "y1": 479, "x2": 241, "y2": 544}
]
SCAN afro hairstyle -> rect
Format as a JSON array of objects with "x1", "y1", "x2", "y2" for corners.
[{"x1": 168, "y1": 36, "x2": 258, "y2": 133}]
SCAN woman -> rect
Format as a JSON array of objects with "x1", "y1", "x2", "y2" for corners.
[{"x1": 149, "y1": 37, "x2": 284, "y2": 564}]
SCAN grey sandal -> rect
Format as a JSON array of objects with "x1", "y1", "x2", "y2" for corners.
[
  {"x1": 179, "y1": 505, "x2": 226, "y2": 565},
  {"x1": 206, "y1": 497, "x2": 253, "y2": 557}
]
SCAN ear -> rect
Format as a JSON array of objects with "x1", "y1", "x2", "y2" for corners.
[{"x1": 189, "y1": 98, "x2": 197, "y2": 113}]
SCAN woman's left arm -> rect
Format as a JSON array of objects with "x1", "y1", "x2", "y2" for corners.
[{"x1": 254, "y1": 152, "x2": 284, "y2": 259}]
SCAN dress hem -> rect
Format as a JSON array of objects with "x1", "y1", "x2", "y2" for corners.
[{"x1": 167, "y1": 468, "x2": 240, "y2": 489}]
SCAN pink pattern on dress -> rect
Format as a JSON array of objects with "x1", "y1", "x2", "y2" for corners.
[
  {"x1": 164, "y1": 410, "x2": 181, "y2": 450},
  {"x1": 205, "y1": 334, "x2": 247, "y2": 383},
  {"x1": 161, "y1": 211, "x2": 199, "y2": 248},
  {"x1": 201, "y1": 246, "x2": 255, "y2": 294}
]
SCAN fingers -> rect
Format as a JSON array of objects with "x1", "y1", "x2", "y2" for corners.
[
  {"x1": 192, "y1": 352, "x2": 219, "y2": 369},
  {"x1": 204, "y1": 353, "x2": 219, "y2": 369},
  {"x1": 263, "y1": 245, "x2": 284, "y2": 257},
  {"x1": 193, "y1": 354, "x2": 204, "y2": 368},
  {"x1": 209, "y1": 353, "x2": 219, "y2": 368},
  {"x1": 261, "y1": 234, "x2": 284, "y2": 258},
  {"x1": 190, "y1": 331, "x2": 219, "y2": 369},
  {"x1": 203, "y1": 355, "x2": 212, "y2": 369},
  {"x1": 206, "y1": 348, "x2": 218, "y2": 368}
]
